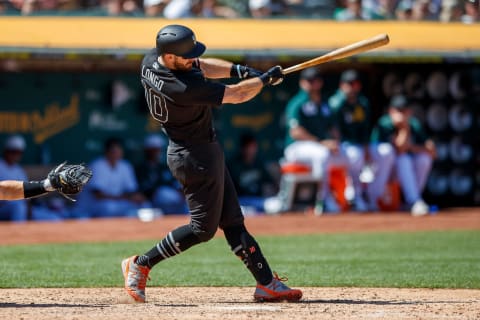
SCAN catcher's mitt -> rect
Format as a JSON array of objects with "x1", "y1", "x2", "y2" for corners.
[{"x1": 48, "y1": 162, "x2": 93, "y2": 201}]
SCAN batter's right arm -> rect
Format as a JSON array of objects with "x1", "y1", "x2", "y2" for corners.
[{"x1": 223, "y1": 77, "x2": 263, "y2": 104}]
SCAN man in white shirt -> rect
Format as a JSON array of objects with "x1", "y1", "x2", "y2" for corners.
[
  {"x1": 74, "y1": 138, "x2": 148, "y2": 218},
  {"x1": 0, "y1": 135, "x2": 28, "y2": 221}
]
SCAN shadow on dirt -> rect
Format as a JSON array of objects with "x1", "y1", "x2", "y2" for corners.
[
  {"x1": 0, "y1": 303, "x2": 108, "y2": 308},
  {"x1": 299, "y1": 299, "x2": 467, "y2": 305}
]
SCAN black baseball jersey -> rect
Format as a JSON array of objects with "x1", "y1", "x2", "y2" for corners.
[
  {"x1": 140, "y1": 48, "x2": 244, "y2": 231},
  {"x1": 140, "y1": 48, "x2": 226, "y2": 144}
]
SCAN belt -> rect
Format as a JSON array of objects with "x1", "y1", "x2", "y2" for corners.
[
  {"x1": 169, "y1": 130, "x2": 217, "y2": 146},
  {"x1": 169, "y1": 137, "x2": 216, "y2": 146}
]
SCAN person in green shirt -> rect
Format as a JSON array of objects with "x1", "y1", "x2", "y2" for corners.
[
  {"x1": 329, "y1": 69, "x2": 371, "y2": 211},
  {"x1": 368, "y1": 94, "x2": 436, "y2": 216},
  {"x1": 284, "y1": 67, "x2": 345, "y2": 212}
]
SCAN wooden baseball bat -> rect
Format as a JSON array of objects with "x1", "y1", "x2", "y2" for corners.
[{"x1": 282, "y1": 34, "x2": 390, "y2": 75}]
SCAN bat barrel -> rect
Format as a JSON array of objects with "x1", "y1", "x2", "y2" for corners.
[{"x1": 282, "y1": 34, "x2": 389, "y2": 75}]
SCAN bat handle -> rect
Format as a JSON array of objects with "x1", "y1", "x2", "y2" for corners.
[{"x1": 282, "y1": 65, "x2": 301, "y2": 75}]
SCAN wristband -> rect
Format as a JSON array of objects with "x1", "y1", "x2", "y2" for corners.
[
  {"x1": 43, "y1": 178, "x2": 54, "y2": 191},
  {"x1": 23, "y1": 181, "x2": 48, "y2": 199}
]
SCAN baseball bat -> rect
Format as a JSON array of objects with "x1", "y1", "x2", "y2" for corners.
[{"x1": 282, "y1": 34, "x2": 390, "y2": 75}]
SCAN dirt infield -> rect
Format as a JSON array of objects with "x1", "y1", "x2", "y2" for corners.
[
  {"x1": 0, "y1": 209, "x2": 479, "y2": 245},
  {"x1": 1, "y1": 287, "x2": 479, "y2": 320},
  {"x1": 0, "y1": 209, "x2": 479, "y2": 319}
]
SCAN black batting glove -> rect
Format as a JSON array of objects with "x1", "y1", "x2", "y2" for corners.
[
  {"x1": 230, "y1": 64, "x2": 263, "y2": 79},
  {"x1": 259, "y1": 65, "x2": 284, "y2": 86}
]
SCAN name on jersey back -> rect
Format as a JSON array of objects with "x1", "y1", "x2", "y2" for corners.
[{"x1": 141, "y1": 66, "x2": 164, "y2": 91}]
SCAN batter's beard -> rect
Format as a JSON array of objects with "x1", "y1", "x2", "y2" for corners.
[{"x1": 173, "y1": 58, "x2": 193, "y2": 71}]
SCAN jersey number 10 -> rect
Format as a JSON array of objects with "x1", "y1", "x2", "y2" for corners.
[{"x1": 142, "y1": 80, "x2": 169, "y2": 123}]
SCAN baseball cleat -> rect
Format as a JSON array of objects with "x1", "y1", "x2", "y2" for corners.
[
  {"x1": 121, "y1": 255, "x2": 150, "y2": 303},
  {"x1": 254, "y1": 272, "x2": 302, "y2": 302}
]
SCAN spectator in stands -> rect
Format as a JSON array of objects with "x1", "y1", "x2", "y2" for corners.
[
  {"x1": 102, "y1": 0, "x2": 142, "y2": 16},
  {"x1": 362, "y1": 0, "x2": 398, "y2": 20},
  {"x1": 283, "y1": 67, "x2": 345, "y2": 213},
  {"x1": 0, "y1": 135, "x2": 28, "y2": 222},
  {"x1": 135, "y1": 134, "x2": 187, "y2": 214},
  {"x1": 461, "y1": 0, "x2": 479, "y2": 23},
  {"x1": 9, "y1": 0, "x2": 80, "y2": 15},
  {"x1": 440, "y1": 0, "x2": 464, "y2": 22},
  {"x1": 200, "y1": 0, "x2": 239, "y2": 17},
  {"x1": 335, "y1": 0, "x2": 366, "y2": 20},
  {"x1": 217, "y1": 0, "x2": 249, "y2": 16},
  {"x1": 227, "y1": 133, "x2": 276, "y2": 214},
  {"x1": 329, "y1": 69, "x2": 371, "y2": 212},
  {"x1": 362, "y1": 0, "x2": 399, "y2": 20},
  {"x1": 72, "y1": 137, "x2": 148, "y2": 218},
  {"x1": 411, "y1": 0, "x2": 439, "y2": 20},
  {"x1": 160, "y1": 0, "x2": 203, "y2": 18},
  {"x1": 144, "y1": 0, "x2": 238, "y2": 17},
  {"x1": 395, "y1": 0, "x2": 441, "y2": 20},
  {"x1": 368, "y1": 94, "x2": 436, "y2": 216},
  {"x1": 0, "y1": 1, "x2": 11, "y2": 13},
  {"x1": 395, "y1": 0, "x2": 413, "y2": 19},
  {"x1": 143, "y1": 0, "x2": 168, "y2": 16},
  {"x1": 249, "y1": 0, "x2": 272, "y2": 17}
]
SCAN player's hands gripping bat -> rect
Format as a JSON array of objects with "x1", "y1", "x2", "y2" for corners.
[
  {"x1": 47, "y1": 162, "x2": 93, "y2": 201},
  {"x1": 260, "y1": 65, "x2": 284, "y2": 86},
  {"x1": 231, "y1": 64, "x2": 263, "y2": 79}
]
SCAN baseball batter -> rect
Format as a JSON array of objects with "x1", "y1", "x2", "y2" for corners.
[{"x1": 121, "y1": 24, "x2": 302, "y2": 303}]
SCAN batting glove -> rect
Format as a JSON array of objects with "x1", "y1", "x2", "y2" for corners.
[
  {"x1": 230, "y1": 64, "x2": 263, "y2": 79},
  {"x1": 259, "y1": 65, "x2": 284, "y2": 86}
]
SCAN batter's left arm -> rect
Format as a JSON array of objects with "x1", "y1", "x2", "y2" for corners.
[{"x1": 198, "y1": 58, "x2": 262, "y2": 80}]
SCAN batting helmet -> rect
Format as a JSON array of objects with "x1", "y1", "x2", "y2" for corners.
[{"x1": 156, "y1": 24, "x2": 206, "y2": 59}]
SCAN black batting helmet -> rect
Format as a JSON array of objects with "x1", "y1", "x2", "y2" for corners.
[{"x1": 156, "y1": 24, "x2": 206, "y2": 59}]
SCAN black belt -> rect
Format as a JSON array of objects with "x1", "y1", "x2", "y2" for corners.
[
  {"x1": 169, "y1": 137, "x2": 216, "y2": 146},
  {"x1": 169, "y1": 129, "x2": 217, "y2": 146}
]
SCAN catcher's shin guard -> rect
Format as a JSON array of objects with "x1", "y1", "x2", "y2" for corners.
[{"x1": 224, "y1": 225, "x2": 273, "y2": 285}]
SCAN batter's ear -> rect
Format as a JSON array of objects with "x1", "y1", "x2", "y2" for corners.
[{"x1": 163, "y1": 53, "x2": 175, "y2": 62}]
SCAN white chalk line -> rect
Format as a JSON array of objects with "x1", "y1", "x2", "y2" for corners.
[{"x1": 213, "y1": 305, "x2": 281, "y2": 312}]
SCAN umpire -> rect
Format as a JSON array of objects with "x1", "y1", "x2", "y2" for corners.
[{"x1": 122, "y1": 24, "x2": 302, "y2": 303}]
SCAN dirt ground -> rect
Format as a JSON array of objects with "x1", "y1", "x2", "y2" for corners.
[
  {"x1": 0, "y1": 208, "x2": 479, "y2": 245},
  {"x1": 0, "y1": 209, "x2": 479, "y2": 319},
  {"x1": 1, "y1": 287, "x2": 479, "y2": 320}
]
